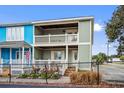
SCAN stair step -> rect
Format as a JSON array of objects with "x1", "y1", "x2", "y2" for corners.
[{"x1": 64, "y1": 67, "x2": 76, "y2": 76}]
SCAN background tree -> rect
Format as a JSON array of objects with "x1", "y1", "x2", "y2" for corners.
[
  {"x1": 105, "y1": 5, "x2": 124, "y2": 56},
  {"x1": 120, "y1": 55, "x2": 124, "y2": 62},
  {"x1": 92, "y1": 52, "x2": 107, "y2": 64}
]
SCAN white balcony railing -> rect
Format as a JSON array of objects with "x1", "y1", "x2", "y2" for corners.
[{"x1": 35, "y1": 34, "x2": 78, "y2": 44}]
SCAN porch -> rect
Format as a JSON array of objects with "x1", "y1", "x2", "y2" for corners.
[
  {"x1": 0, "y1": 41, "x2": 32, "y2": 74},
  {"x1": 34, "y1": 46, "x2": 79, "y2": 74}
]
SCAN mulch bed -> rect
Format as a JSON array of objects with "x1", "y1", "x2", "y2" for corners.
[{"x1": 0, "y1": 81, "x2": 124, "y2": 88}]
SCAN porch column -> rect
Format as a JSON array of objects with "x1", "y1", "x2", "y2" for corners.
[
  {"x1": 19, "y1": 48, "x2": 21, "y2": 61},
  {"x1": 66, "y1": 45, "x2": 68, "y2": 63},
  {"x1": 32, "y1": 46, "x2": 35, "y2": 65},
  {"x1": 10, "y1": 48, "x2": 12, "y2": 64},
  {"x1": 63, "y1": 45, "x2": 68, "y2": 75},
  {"x1": 22, "y1": 46, "x2": 24, "y2": 73},
  {"x1": 29, "y1": 48, "x2": 31, "y2": 65}
]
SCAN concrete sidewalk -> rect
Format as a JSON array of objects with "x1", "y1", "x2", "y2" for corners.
[{"x1": 0, "y1": 76, "x2": 70, "y2": 84}]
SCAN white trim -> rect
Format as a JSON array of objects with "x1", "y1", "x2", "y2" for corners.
[
  {"x1": 34, "y1": 42, "x2": 90, "y2": 47},
  {"x1": 33, "y1": 17, "x2": 94, "y2": 24},
  {"x1": 33, "y1": 25, "x2": 35, "y2": 45},
  {"x1": 89, "y1": 20, "x2": 92, "y2": 62},
  {"x1": 32, "y1": 25, "x2": 35, "y2": 64},
  {"x1": 34, "y1": 43, "x2": 77, "y2": 47},
  {"x1": 35, "y1": 59, "x2": 66, "y2": 62},
  {"x1": 77, "y1": 22, "x2": 79, "y2": 62},
  {"x1": 6, "y1": 26, "x2": 24, "y2": 41}
]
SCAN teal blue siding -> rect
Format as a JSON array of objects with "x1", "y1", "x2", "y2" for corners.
[
  {"x1": 1, "y1": 48, "x2": 10, "y2": 60},
  {"x1": 12, "y1": 48, "x2": 19, "y2": 59},
  {"x1": 24, "y1": 25, "x2": 33, "y2": 44},
  {"x1": 0, "y1": 27, "x2": 6, "y2": 42},
  {"x1": 1, "y1": 48, "x2": 10, "y2": 64}
]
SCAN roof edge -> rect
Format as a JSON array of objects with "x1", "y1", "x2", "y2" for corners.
[{"x1": 0, "y1": 16, "x2": 94, "y2": 27}]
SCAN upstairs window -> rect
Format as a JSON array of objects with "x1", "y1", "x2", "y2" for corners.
[{"x1": 6, "y1": 27, "x2": 24, "y2": 41}]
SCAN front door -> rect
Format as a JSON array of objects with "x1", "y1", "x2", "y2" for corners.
[
  {"x1": 16, "y1": 51, "x2": 30, "y2": 64},
  {"x1": 72, "y1": 50, "x2": 78, "y2": 66}
]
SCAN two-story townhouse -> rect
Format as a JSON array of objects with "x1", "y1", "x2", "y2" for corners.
[{"x1": 0, "y1": 16, "x2": 94, "y2": 75}]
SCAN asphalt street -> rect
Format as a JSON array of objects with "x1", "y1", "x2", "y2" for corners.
[{"x1": 99, "y1": 63, "x2": 124, "y2": 83}]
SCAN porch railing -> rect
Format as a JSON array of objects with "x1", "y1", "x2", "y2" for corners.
[
  {"x1": 34, "y1": 60, "x2": 68, "y2": 75},
  {"x1": 35, "y1": 34, "x2": 78, "y2": 44},
  {"x1": 0, "y1": 59, "x2": 31, "y2": 68}
]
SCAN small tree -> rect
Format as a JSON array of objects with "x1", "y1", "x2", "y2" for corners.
[{"x1": 120, "y1": 56, "x2": 124, "y2": 62}]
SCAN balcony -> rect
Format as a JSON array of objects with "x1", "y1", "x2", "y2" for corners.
[{"x1": 35, "y1": 34, "x2": 78, "y2": 45}]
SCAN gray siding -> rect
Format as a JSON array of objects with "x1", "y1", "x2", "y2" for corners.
[
  {"x1": 34, "y1": 48, "x2": 42, "y2": 60},
  {"x1": 78, "y1": 20, "x2": 92, "y2": 70},
  {"x1": 78, "y1": 45, "x2": 91, "y2": 70},
  {"x1": 78, "y1": 20, "x2": 91, "y2": 42},
  {"x1": 78, "y1": 45, "x2": 90, "y2": 62}
]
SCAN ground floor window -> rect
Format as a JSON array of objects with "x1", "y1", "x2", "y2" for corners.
[{"x1": 51, "y1": 51, "x2": 64, "y2": 60}]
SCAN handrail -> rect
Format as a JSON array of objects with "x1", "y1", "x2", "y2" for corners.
[{"x1": 35, "y1": 34, "x2": 77, "y2": 37}]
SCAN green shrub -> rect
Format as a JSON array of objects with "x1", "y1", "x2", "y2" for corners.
[
  {"x1": 17, "y1": 69, "x2": 61, "y2": 79},
  {"x1": 30, "y1": 73, "x2": 39, "y2": 79},
  {"x1": 18, "y1": 73, "x2": 30, "y2": 78},
  {"x1": 51, "y1": 72, "x2": 61, "y2": 79},
  {"x1": 120, "y1": 56, "x2": 124, "y2": 61},
  {"x1": 40, "y1": 73, "x2": 49, "y2": 79},
  {"x1": 70, "y1": 71, "x2": 102, "y2": 85}
]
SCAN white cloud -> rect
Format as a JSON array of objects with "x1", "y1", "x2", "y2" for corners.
[{"x1": 94, "y1": 23, "x2": 104, "y2": 32}]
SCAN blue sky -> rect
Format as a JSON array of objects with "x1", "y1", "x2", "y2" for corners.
[{"x1": 0, "y1": 5, "x2": 117, "y2": 55}]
